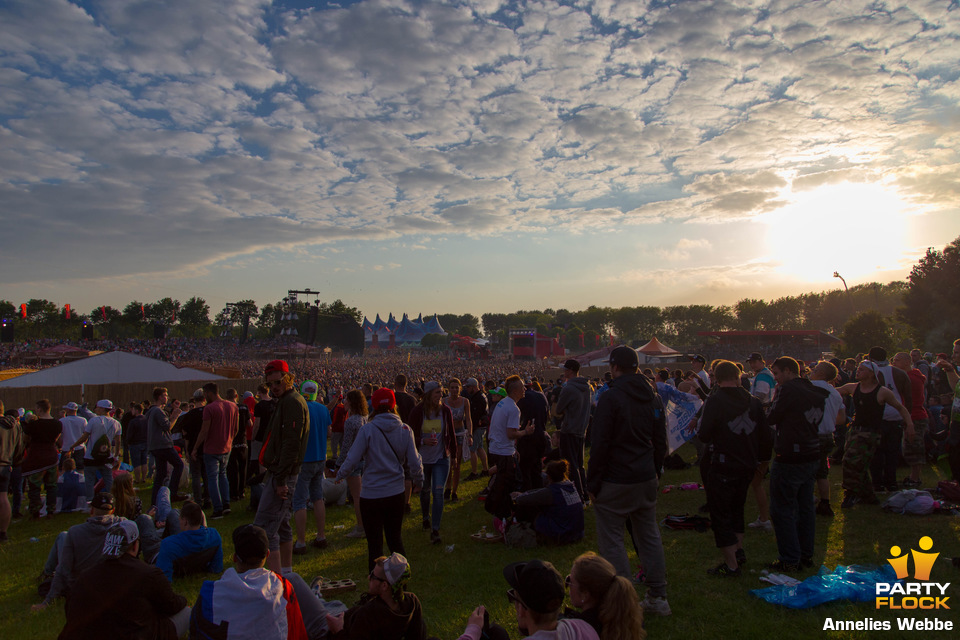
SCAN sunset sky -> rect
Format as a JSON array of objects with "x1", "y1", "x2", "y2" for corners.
[{"x1": 2, "y1": 0, "x2": 958, "y2": 320}]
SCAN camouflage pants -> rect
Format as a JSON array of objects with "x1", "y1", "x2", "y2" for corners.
[{"x1": 842, "y1": 428, "x2": 881, "y2": 499}]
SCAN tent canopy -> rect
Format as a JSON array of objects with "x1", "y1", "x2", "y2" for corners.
[
  {"x1": 0, "y1": 351, "x2": 225, "y2": 388},
  {"x1": 636, "y1": 336, "x2": 680, "y2": 356}
]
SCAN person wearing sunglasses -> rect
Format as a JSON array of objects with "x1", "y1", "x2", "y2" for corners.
[{"x1": 326, "y1": 552, "x2": 426, "y2": 640}]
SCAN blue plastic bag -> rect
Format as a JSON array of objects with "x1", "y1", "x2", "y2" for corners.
[{"x1": 751, "y1": 564, "x2": 899, "y2": 609}]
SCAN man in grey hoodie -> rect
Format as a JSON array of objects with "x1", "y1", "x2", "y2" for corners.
[
  {"x1": 555, "y1": 359, "x2": 592, "y2": 501},
  {"x1": 32, "y1": 492, "x2": 123, "y2": 610}
]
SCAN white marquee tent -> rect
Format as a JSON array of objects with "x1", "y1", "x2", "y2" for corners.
[{"x1": 0, "y1": 351, "x2": 225, "y2": 388}]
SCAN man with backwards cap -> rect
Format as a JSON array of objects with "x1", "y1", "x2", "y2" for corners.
[
  {"x1": 60, "y1": 520, "x2": 190, "y2": 640},
  {"x1": 458, "y1": 560, "x2": 598, "y2": 640},
  {"x1": 586, "y1": 346, "x2": 670, "y2": 617},
  {"x1": 59, "y1": 401, "x2": 87, "y2": 471},
  {"x1": 292, "y1": 380, "x2": 332, "y2": 554},
  {"x1": 255, "y1": 360, "x2": 311, "y2": 574},
  {"x1": 67, "y1": 399, "x2": 123, "y2": 503}
]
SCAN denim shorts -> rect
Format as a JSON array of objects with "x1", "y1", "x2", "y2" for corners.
[
  {"x1": 469, "y1": 428, "x2": 486, "y2": 453},
  {"x1": 128, "y1": 443, "x2": 149, "y2": 468},
  {"x1": 293, "y1": 461, "x2": 325, "y2": 511}
]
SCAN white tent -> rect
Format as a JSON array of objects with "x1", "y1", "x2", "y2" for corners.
[{"x1": 0, "y1": 351, "x2": 225, "y2": 388}]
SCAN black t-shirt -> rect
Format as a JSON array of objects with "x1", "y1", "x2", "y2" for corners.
[
  {"x1": 234, "y1": 404, "x2": 250, "y2": 446},
  {"x1": 395, "y1": 391, "x2": 417, "y2": 424},
  {"x1": 126, "y1": 415, "x2": 148, "y2": 446},
  {"x1": 178, "y1": 407, "x2": 205, "y2": 451},
  {"x1": 253, "y1": 399, "x2": 276, "y2": 442}
]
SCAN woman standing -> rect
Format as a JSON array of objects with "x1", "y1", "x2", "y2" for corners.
[
  {"x1": 335, "y1": 388, "x2": 423, "y2": 570},
  {"x1": 442, "y1": 378, "x2": 472, "y2": 502},
  {"x1": 336, "y1": 389, "x2": 368, "y2": 539},
  {"x1": 407, "y1": 381, "x2": 456, "y2": 545}
]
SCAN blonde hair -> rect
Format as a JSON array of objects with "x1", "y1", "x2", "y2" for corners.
[{"x1": 572, "y1": 552, "x2": 645, "y2": 640}]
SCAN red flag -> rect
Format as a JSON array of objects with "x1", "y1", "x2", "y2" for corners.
[
  {"x1": 579, "y1": 332, "x2": 584, "y2": 347},
  {"x1": 595, "y1": 334, "x2": 600, "y2": 346},
  {"x1": 65, "y1": 304, "x2": 71, "y2": 320},
  {"x1": 101, "y1": 306, "x2": 107, "y2": 321},
  {"x1": 171, "y1": 308, "x2": 176, "y2": 323},
  {"x1": 609, "y1": 334, "x2": 614, "y2": 346},
  {"x1": 20, "y1": 303, "x2": 26, "y2": 319},
  {"x1": 141, "y1": 304, "x2": 145, "y2": 319}
]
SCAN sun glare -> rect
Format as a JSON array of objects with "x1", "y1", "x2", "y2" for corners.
[{"x1": 764, "y1": 181, "x2": 911, "y2": 282}]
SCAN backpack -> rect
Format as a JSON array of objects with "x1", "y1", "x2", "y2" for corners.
[
  {"x1": 883, "y1": 490, "x2": 936, "y2": 515},
  {"x1": 88, "y1": 418, "x2": 114, "y2": 466}
]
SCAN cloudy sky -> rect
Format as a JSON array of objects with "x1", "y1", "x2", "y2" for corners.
[{"x1": 2, "y1": 0, "x2": 958, "y2": 320}]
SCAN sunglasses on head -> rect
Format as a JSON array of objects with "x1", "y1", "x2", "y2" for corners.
[{"x1": 507, "y1": 588, "x2": 528, "y2": 609}]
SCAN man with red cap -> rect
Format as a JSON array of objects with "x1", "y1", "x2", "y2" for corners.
[{"x1": 255, "y1": 360, "x2": 310, "y2": 574}]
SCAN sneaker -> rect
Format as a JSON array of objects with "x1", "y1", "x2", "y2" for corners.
[
  {"x1": 840, "y1": 493, "x2": 860, "y2": 509},
  {"x1": 747, "y1": 517, "x2": 773, "y2": 532},
  {"x1": 422, "y1": 518, "x2": 431, "y2": 530},
  {"x1": 706, "y1": 562, "x2": 741, "y2": 577},
  {"x1": 430, "y1": 529, "x2": 442, "y2": 545},
  {"x1": 465, "y1": 473, "x2": 479, "y2": 481},
  {"x1": 293, "y1": 543, "x2": 307, "y2": 555},
  {"x1": 449, "y1": 493, "x2": 459, "y2": 503},
  {"x1": 311, "y1": 537, "x2": 328, "y2": 549},
  {"x1": 767, "y1": 559, "x2": 800, "y2": 572},
  {"x1": 345, "y1": 526, "x2": 366, "y2": 539},
  {"x1": 640, "y1": 595, "x2": 672, "y2": 616},
  {"x1": 816, "y1": 500, "x2": 835, "y2": 517},
  {"x1": 443, "y1": 488, "x2": 451, "y2": 501},
  {"x1": 736, "y1": 548, "x2": 747, "y2": 568},
  {"x1": 211, "y1": 510, "x2": 224, "y2": 520},
  {"x1": 222, "y1": 505, "x2": 232, "y2": 516}
]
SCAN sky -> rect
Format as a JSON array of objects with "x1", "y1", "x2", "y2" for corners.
[{"x1": 2, "y1": 0, "x2": 959, "y2": 322}]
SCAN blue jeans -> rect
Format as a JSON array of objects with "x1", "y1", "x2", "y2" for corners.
[
  {"x1": 419, "y1": 457, "x2": 450, "y2": 530},
  {"x1": 769, "y1": 460, "x2": 818, "y2": 565},
  {"x1": 204, "y1": 453, "x2": 230, "y2": 511},
  {"x1": 84, "y1": 465, "x2": 113, "y2": 502},
  {"x1": 150, "y1": 447, "x2": 184, "y2": 506}
]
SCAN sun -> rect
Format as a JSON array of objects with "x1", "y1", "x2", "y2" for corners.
[{"x1": 763, "y1": 181, "x2": 911, "y2": 282}]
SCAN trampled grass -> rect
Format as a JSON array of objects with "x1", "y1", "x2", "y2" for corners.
[{"x1": 2, "y1": 449, "x2": 959, "y2": 639}]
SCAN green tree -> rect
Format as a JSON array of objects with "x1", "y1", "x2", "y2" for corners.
[
  {"x1": 0, "y1": 300, "x2": 17, "y2": 319},
  {"x1": 610, "y1": 306, "x2": 663, "y2": 342},
  {"x1": 178, "y1": 297, "x2": 211, "y2": 335},
  {"x1": 840, "y1": 310, "x2": 892, "y2": 357},
  {"x1": 898, "y1": 236, "x2": 960, "y2": 350},
  {"x1": 734, "y1": 299, "x2": 768, "y2": 330}
]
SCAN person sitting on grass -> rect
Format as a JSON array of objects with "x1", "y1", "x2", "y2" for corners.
[
  {"x1": 155, "y1": 500, "x2": 223, "y2": 582},
  {"x1": 190, "y1": 523, "x2": 329, "y2": 640},
  {"x1": 326, "y1": 552, "x2": 426, "y2": 640},
  {"x1": 59, "y1": 520, "x2": 191, "y2": 640},
  {"x1": 57, "y1": 457, "x2": 85, "y2": 513},
  {"x1": 460, "y1": 560, "x2": 597, "y2": 640},
  {"x1": 510, "y1": 459, "x2": 584, "y2": 545},
  {"x1": 32, "y1": 492, "x2": 122, "y2": 611},
  {"x1": 564, "y1": 552, "x2": 645, "y2": 640}
]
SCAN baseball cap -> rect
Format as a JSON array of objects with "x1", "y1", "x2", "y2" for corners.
[
  {"x1": 867, "y1": 346, "x2": 887, "y2": 362},
  {"x1": 746, "y1": 352, "x2": 764, "y2": 362},
  {"x1": 609, "y1": 346, "x2": 639, "y2": 370},
  {"x1": 90, "y1": 492, "x2": 115, "y2": 510},
  {"x1": 102, "y1": 520, "x2": 139, "y2": 559},
  {"x1": 562, "y1": 359, "x2": 581, "y2": 373},
  {"x1": 503, "y1": 560, "x2": 565, "y2": 614},
  {"x1": 381, "y1": 552, "x2": 411, "y2": 586},
  {"x1": 243, "y1": 391, "x2": 254, "y2": 399},
  {"x1": 301, "y1": 380, "x2": 319, "y2": 400},
  {"x1": 264, "y1": 359, "x2": 289, "y2": 375},
  {"x1": 192, "y1": 388, "x2": 205, "y2": 400},
  {"x1": 371, "y1": 387, "x2": 396, "y2": 410},
  {"x1": 96, "y1": 399, "x2": 114, "y2": 410},
  {"x1": 233, "y1": 524, "x2": 270, "y2": 564},
  {"x1": 423, "y1": 381, "x2": 440, "y2": 395},
  {"x1": 689, "y1": 354, "x2": 707, "y2": 364},
  {"x1": 62, "y1": 402, "x2": 79, "y2": 411}
]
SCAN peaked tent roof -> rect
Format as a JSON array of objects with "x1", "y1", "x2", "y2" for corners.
[
  {"x1": 423, "y1": 314, "x2": 446, "y2": 335},
  {"x1": 0, "y1": 351, "x2": 226, "y2": 388},
  {"x1": 386, "y1": 313, "x2": 400, "y2": 331},
  {"x1": 636, "y1": 336, "x2": 681, "y2": 356}
]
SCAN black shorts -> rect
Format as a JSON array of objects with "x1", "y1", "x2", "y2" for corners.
[{"x1": 0, "y1": 466, "x2": 11, "y2": 493}]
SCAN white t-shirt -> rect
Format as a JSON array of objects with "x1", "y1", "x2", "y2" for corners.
[
  {"x1": 83, "y1": 415, "x2": 122, "y2": 462},
  {"x1": 811, "y1": 380, "x2": 844, "y2": 435},
  {"x1": 695, "y1": 368, "x2": 711, "y2": 390},
  {"x1": 488, "y1": 396, "x2": 520, "y2": 457},
  {"x1": 60, "y1": 415, "x2": 88, "y2": 452}
]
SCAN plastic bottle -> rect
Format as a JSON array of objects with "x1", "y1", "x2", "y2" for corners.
[{"x1": 661, "y1": 485, "x2": 675, "y2": 494}]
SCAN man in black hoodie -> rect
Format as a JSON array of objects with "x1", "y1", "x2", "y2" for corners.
[
  {"x1": 698, "y1": 361, "x2": 773, "y2": 577},
  {"x1": 766, "y1": 356, "x2": 828, "y2": 572},
  {"x1": 586, "y1": 346, "x2": 670, "y2": 617}
]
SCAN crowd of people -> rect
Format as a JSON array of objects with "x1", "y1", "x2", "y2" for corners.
[{"x1": 1, "y1": 337, "x2": 958, "y2": 639}]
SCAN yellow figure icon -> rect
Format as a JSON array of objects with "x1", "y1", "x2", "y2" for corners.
[
  {"x1": 911, "y1": 536, "x2": 939, "y2": 581},
  {"x1": 887, "y1": 545, "x2": 910, "y2": 580}
]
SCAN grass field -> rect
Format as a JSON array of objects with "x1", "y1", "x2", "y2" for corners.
[{"x1": 2, "y1": 448, "x2": 959, "y2": 640}]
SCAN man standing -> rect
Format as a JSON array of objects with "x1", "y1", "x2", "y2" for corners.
[
  {"x1": 69, "y1": 399, "x2": 123, "y2": 502},
  {"x1": 892, "y1": 352, "x2": 928, "y2": 487},
  {"x1": 745, "y1": 352, "x2": 775, "y2": 532},
  {"x1": 486, "y1": 376, "x2": 535, "y2": 519},
  {"x1": 145, "y1": 388, "x2": 185, "y2": 506},
  {"x1": 193, "y1": 383, "x2": 238, "y2": 519},
  {"x1": 0, "y1": 401, "x2": 24, "y2": 543},
  {"x1": 255, "y1": 360, "x2": 310, "y2": 574},
  {"x1": 463, "y1": 378, "x2": 489, "y2": 481},
  {"x1": 178, "y1": 390, "x2": 208, "y2": 508},
  {"x1": 586, "y1": 346, "x2": 669, "y2": 616},
  {"x1": 517, "y1": 380, "x2": 549, "y2": 492},
  {"x1": 867, "y1": 347, "x2": 912, "y2": 492},
  {"x1": 23, "y1": 399, "x2": 61, "y2": 519},
  {"x1": 225, "y1": 388, "x2": 251, "y2": 502},
  {"x1": 746, "y1": 353, "x2": 775, "y2": 407},
  {"x1": 766, "y1": 356, "x2": 828, "y2": 572},
  {"x1": 59, "y1": 402, "x2": 87, "y2": 471},
  {"x1": 554, "y1": 359, "x2": 592, "y2": 501},
  {"x1": 293, "y1": 380, "x2": 331, "y2": 554},
  {"x1": 808, "y1": 362, "x2": 845, "y2": 517},
  {"x1": 690, "y1": 354, "x2": 711, "y2": 393},
  {"x1": 936, "y1": 340, "x2": 960, "y2": 480},
  {"x1": 393, "y1": 374, "x2": 417, "y2": 424}
]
